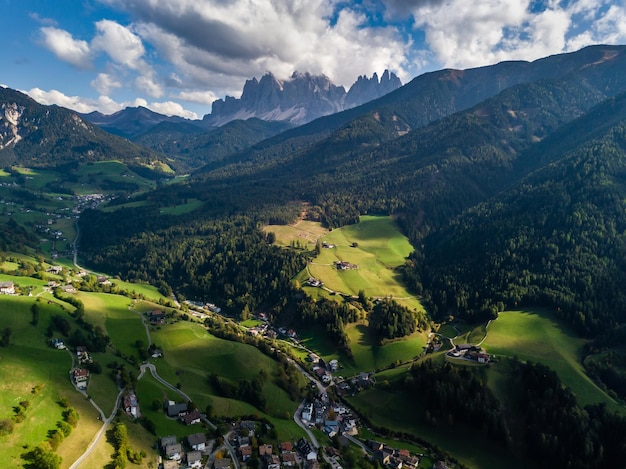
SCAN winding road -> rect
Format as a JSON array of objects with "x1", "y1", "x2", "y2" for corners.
[{"x1": 68, "y1": 388, "x2": 124, "y2": 469}]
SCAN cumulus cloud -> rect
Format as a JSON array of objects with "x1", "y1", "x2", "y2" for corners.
[
  {"x1": 149, "y1": 101, "x2": 198, "y2": 119},
  {"x1": 91, "y1": 20, "x2": 147, "y2": 71},
  {"x1": 90, "y1": 72, "x2": 122, "y2": 95},
  {"x1": 394, "y1": 0, "x2": 626, "y2": 69},
  {"x1": 173, "y1": 90, "x2": 220, "y2": 106},
  {"x1": 39, "y1": 27, "x2": 92, "y2": 69},
  {"x1": 99, "y1": 0, "x2": 413, "y2": 90},
  {"x1": 24, "y1": 87, "x2": 198, "y2": 118}
]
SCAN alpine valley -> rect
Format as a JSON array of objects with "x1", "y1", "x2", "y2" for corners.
[{"x1": 3, "y1": 45, "x2": 626, "y2": 469}]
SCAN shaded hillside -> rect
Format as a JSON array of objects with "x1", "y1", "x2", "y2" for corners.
[
  {"x1": 412, "y1": 93, "x2": 626, "y2": 334},
  {"x1": 79, "y1": 45, "x2": 626, "y2": 340},
  {"x1": 134, "y1": 118, "x2": 293, "y2": 169},
  {"x1": 189, "y1": 53, "x2": 626, "y2": 235},
  {"x1": 198, "y1": 45, "x2": 626, "y2": 175},
  {"x1": 81, "y1": 106, "x2": 198, "y2": 139},
  {"x1": 0, "y1": 88, "x2": 170, "y2": 174}
]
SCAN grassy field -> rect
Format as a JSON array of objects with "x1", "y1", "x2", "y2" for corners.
[
  {"x1": 263, "y1": 220, "x2": 329, "y2": 249},
  {"x1": 159, "y1": 198, "x2": 204, "y2": 215},
  {"x1": 306, "y1": 216, "x2": 422, "y2": 312},
  {"x1": 480, "y1": 309, "x2": 623, "y2": 413},
  {"x1": 150, "y1": 321, "x2": 304, "y2": 419},
  {"x1": 0, "y1": 294, "x2": 105, "y2": 468}
]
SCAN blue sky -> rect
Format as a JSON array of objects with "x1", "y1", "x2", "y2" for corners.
[{"x1": 1, "y1": 0, "x2": 625, "y2": 119}]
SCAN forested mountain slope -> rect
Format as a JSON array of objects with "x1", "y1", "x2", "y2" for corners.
[
  {"x1": 0, "y1": 88, "x2": 169, "y2": 172},
  {"x1": 411, "y1": 92, "x2": 626, "y2": 334},
  {"x1": 197, "y1": 45, "x2": 626, "y2": 175},
  {"x1": 80, "y1": 46, "x2": 626, "y2": 337}
]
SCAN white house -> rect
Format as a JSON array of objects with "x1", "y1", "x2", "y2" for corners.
[{"x1": 0, "y1": 281, "x2": 15, "y2": 295}]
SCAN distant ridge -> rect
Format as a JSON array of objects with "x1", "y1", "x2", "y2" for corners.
[{"x1": 203, "y1": 70, "x2": 402, "y2": 126}]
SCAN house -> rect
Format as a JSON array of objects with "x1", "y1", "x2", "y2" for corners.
[
  {"x1": 301, "y1": 402, "x2": 314, "y2": 421},
  {"x1": 47, "y1": 266, "x2": 63, "y2": 274},
  {"x1": 161, "y1": 435, "x2": 177, "y2": 448},
  {"x1": 76, "y1": 346, "x2": 91, "y2": 364},
  {"x1": 368, "y1": 441, "x2": 384, "y2": 452},
  {"x1": 61, "y1": 284, "x2": 76, "y2": 294},
  {"x1": 281, "y1": 452, "x2": 297, "y2": 466},
  {"x1": 50, "y1": 338, "x2": 65, "y2": 349},
  {"x1": 307, "y1": 353, "x2": 320, "y2": 364},
  {"x1": 468, "y1": 351, "x2": 491, "y2": 363},
  {"x1": 280, "y1": 441, "x2": 293, "y2": 453},
  {"x1": 123, "y1": 393, "x2": 139, "y2": 418},
  {"x1": 357, "y1": 372, "x2": 371, "y2": 388},
  {"x1": 314, "y1": 367, "x2": 331, "y2": 383},
  {"x1": 259, "y1": 444, "x2": 273, "y2": 456},
  {"x1": 329, "y1": 359, "x2": 339, "y2": 372},
  {"x1": 214, "y1": 458, "x2": 232, "y2": 469},
  {"x1": 323, "y1": 420, "x2": 339, "y2": 437},
  {"x1": 73, "y1": 368, "x2": 89, "y2": 389},
  {"x1": 187, "y1": 450, "x2": 202, "y2": 468},
  {"x1": 0, "y1": 281, "x2": 15, "y2": 295},
  {"x1": 264, "y1": 454, "x2": 281, "y2": 469},
  {"x1": 166, "y1": 443, "x2": 182, "y2": 460},
  {"x1": 97, "y1": 275, "x2": 111, "y2": 285},
  {"x1": 373, "y1": 449, "x2": 392, "y2": 465},
  {"x1": 147, "y1": 310, "x2": 165, "y2": 325},
  {"x1": 296, "y1": 438, "x2": 312, "y2": 455},
  {"x1": 237, "y1": 436, "x2": 250, "y2": 447},
  {"x1": 241, "y1": 419, "x2": 255, "y2": 435},
  {"x1": 182, "y1": 410, "x2": 201, "y2": 425},
  {"x1": 187, "y1": 433, "x2": 207, "y2": 451},
  {"x1": 166, "y1": 402, "x2": 188, "y2": 417},
  {"x1": 239, "y1": 445, "x2": 252, "y2": 461}
]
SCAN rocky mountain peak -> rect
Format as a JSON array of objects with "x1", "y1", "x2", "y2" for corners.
[{"x1": 205, "y1": 70, "x2": 402, "y2": 126}]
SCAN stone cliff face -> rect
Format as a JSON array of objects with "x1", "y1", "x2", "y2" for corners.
[
  {"x1": 205, "y1": 70, "x2": 402, "y2": 126},
  {"x1": 345, "y1": 70, "x2": 402, "y2": 109}
]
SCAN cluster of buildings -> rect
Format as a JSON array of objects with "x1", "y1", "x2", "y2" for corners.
[
  {"x1": 301, "y1": 397, "x2": 359, "y2": 438},
  {"x1": 0, "y1": 281, "x2": 15, "y2": 295},
  {"x1": 146, "y1": 309, "x2": 166, "y2": 325},
  {"x1": 243, "y1": 438, "x2": 318, "y2": 469},
  {"x1": 164, "y1": 400, "x2": 202, "y2": 426},
  {"x1": 446, "y1": 344, "x2": 491, "y2": 363},
  {"x1": 71, "y1": 345, "x2": 93, "y2": 390},
  {"x1": 123, "y1": 392, "x2": 139, "y2": 418},
  {"x1": 160, "y1": 434, "x2": 207, "y2": 469},
  {"x1": 367, "y1": 441, "x2": 420, "y2": 469}
]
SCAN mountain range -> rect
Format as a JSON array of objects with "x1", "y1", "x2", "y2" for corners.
[
  {"x1": 0, "y1": 86, "x2": 168, "y2": 173},
  {"x1": 204, "y1": 70, "x2": 402, "y2": 126},
  {"x1": 5, "y1": 43, "x2": 626, "y2": 467},
  {"x1": 80, "y1": 70, "x2": 402, "y2": 139}
]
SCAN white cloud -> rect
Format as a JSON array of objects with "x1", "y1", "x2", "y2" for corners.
[
  {"x1": 39, "y1": 27, "x2": 92, "y2": 69},
  {"x1": 90, "y1": 72, "x2": 122, "y2": 95},
  {"x1": 91, "y1": 20, "x2": 147, "y2": 71},
  {"x1": 149, "y1": 101, "x2": 198, "y2": 119},
  {"x1": 173, "y1": 90, "x2": 220, "y2": 105},
  {"x1": 99, "y1": 0, "x2": 414, "y2": 92},
  {"x1": 135, "y1": 75, "x2": 163, "y2": 98},
  {"x1": 24, "y1": 87, "x2": 198, "y2": 119}
]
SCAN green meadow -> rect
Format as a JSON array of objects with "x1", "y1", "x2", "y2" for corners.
[
  {"x1": 307, "y1": 216, "x2": 422, "y2": 312},
  {"x1": 150, "y1": 321, "x2": 305, "y2": 420},
  {"x1": 263, "y1": 219, "x2": 329, "y2": 249},
  {"x1": 0, "y1": 294, "x2": 103, "y2": 468},
  {"x1": 480, "y1": 310, "x2": 623, "y2": 412}
]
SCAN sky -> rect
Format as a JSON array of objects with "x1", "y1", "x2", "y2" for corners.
[{"x1": 1, "y1": 0, "x2": 625, "y2": 120}]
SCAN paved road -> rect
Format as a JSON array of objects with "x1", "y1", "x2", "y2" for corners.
[
  {"x1": 69, "y1": 388, "x2": 124, "y2": 469},
  {"x1": 293, "y1": 399, "x2": 320, "y2": 449}
]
